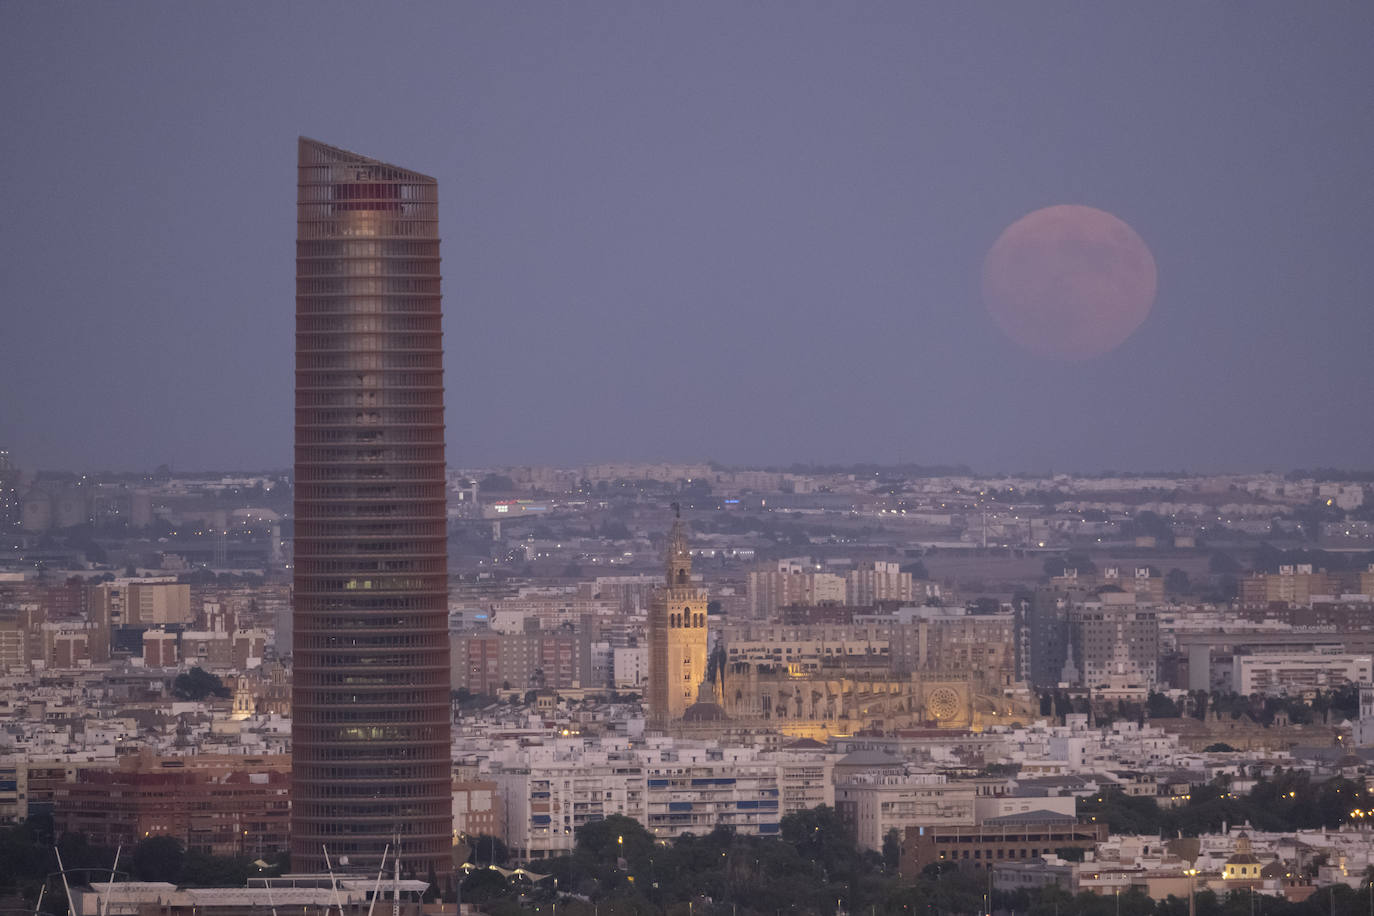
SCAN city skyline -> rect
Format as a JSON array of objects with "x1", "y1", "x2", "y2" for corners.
[
  {"x1": 2, "y1": 4, "x2": 1373, "y2": 474},
  {"x1": 5, "y1": 4, "x2": 1374, "y2": 910}
]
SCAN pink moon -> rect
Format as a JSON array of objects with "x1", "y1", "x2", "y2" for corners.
[{"x1": 981, "y1": 204, "x2": 1158, "y2": 360}]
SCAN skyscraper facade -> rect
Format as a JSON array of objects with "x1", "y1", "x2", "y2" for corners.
[{"x1": 292, "y1": 138, "x2": 451, "y2": 875}]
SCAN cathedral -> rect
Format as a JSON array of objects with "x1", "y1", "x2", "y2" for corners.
[{"x1": 647, "y1": 509, "x2": 1036, "y2": 739}]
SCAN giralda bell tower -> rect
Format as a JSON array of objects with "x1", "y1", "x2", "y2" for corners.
[
  {"x1": 647, "y1": 504, "x2": 709, "y2": 727},
  {"x1": 292, "y1": 138, "x2": 451, "y2": 875}
]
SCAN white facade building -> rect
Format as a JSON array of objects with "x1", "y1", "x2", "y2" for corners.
[{"x1": 1232, "y1": 652, "x2": 1373, "y2": 695}]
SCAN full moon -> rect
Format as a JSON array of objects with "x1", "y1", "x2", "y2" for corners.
[{"x1": 981, "y1": 204, "x2": 1157, "y2": 360}]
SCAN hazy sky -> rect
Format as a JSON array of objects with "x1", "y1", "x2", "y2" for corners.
[{"x1": 2, "y1": 3, "x2": 1371, "y2": 474}]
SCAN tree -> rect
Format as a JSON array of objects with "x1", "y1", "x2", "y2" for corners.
[
  {"x1": 466, "y1": 834, "x2": 509, "y2": 866},
  {"x1": 132, "y1": 836, "x2": 185, "y2": 883},
  {"x1": 1165, "y1": 568, "x2": 1191, "y2": 595},
  {"x1": 479, "y1": 474, "x2": 515, "y2": 492},
  {"x1": 575, "y1": 814, "x2": 655, "y2": 869},
  {"x1": 881, "y1": 828, "x2": 901, "y2": 871},
  {"x1": 598, "y1": 520, "x2": 632, "y2": 540},
  {"x1": 171, "y1": 667, "x2": 230, "y2": 701},
  {"x1": 460, "y1": 868, "x2": 510, "y2": 903},
  {"x1": 1191, "y1": 690, "x2": 1210, "y2": 720},
  {"x1": 780, "y1": 805, "x2": 862, "y2": 877},
  {"x1": 1125, "y1": 511, "x2": 1174, "y2": 541},
  {"x1": 900, "y1": 561, "x2": 930, "y2": 579},
  {"x1": 1208, "y1": 552, "x2": 1241, "y2": 574},
  {"x1": 1147, "y1": 692, "x2": 1181, "y2": 718},
  {"x1": 180, "y1": 849, "x2": 251, "y2": 887}
]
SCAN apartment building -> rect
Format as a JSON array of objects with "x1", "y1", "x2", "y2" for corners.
[
  {"x1": 883, "y1": 609, "x2": 1018, "y2": 684},
  {"x1": 903, "y1": 813, "x2": 1106, "y2": 874},
  {"x1": 1067, "y1": 594, "x2": 1159, "y2": 694},
  {"x1": 490, "y1": 737, "x2": 835, "y2": 859},
  {"x1": 748, "y1": 561, "x2": 846, "y2": 618},
  {"x1": 53, "y1": 752, "x2": 290, "y2": 855},
  {"x1": 1238, "y1": 565, "x2": 1333, "y2": 608},
  {"x1": 452, "y1": 629, "x2": 583, "y2": 694},
  {"x1": 845, "y1": 562, "x2": 914, "y2": 607},
  {"x1": 1232, "y1": 652, "x2": 1373, "y2": 695},
  {"x1": 834, "y1": 770, "x2": 977, "y2": 852},
  {"x1": 491, "y1": 739, "x2": 647, "y2": 859}
]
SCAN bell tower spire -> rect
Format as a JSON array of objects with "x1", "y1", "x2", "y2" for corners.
[{"x1": 665, "y1": 501, "x2": 691, "y2": 586}]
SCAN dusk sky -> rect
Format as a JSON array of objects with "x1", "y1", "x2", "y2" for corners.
[{"x1": 2, "y1": 3, "x2": 1371, "y2": 474}]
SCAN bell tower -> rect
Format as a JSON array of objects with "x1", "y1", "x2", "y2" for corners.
[{"x1": 648, "y1": 504, "x2": 709, "y2": 727}]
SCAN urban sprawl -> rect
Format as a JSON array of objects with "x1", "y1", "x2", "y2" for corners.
[{"x1": 3, "y1": 454, "x2": 1374, "y2": 915}]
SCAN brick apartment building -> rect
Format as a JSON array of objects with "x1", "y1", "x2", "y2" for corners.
[
  {"x1": 901, "y1": 812, "x2": 1107, "y2": 875},
  {"x1": 53, "y1": 753, "x2": 290, "y2": 855}
]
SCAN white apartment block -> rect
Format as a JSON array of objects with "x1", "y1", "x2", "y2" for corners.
[
  {"x1": 1232, "y1": 652, "x2": 1373, "y2": 695},
  {"x1": 834, "y1": 771, "x2": 977, "y2": 852},
  {"x1": 986, "y1": 716, "x2": 1187, "y2": 777},
  {"x1": 491, "y1": 738, "x2": 647, "y2": 859},
  {"x1": 613, "y1": 646, "x2": 648, "y2": 690},
  {"x1": 488, "y1": 736, "x2": 837, "y2": 859},
  {"x1": 643, "y1": 744, "x2": 784, "y2": 841}
]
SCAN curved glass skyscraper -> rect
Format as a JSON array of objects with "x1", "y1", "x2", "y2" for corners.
[{"x1": 292, "y1": 138, "x2": 451, "y2": 875}]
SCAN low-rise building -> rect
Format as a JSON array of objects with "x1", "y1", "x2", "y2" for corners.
[{"x1": 903, "y1": 812, "x2": 1106, "y2": 874}]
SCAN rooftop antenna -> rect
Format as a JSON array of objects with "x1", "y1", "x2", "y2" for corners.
[
  {"x1": 671, "y1": 502, "x2": 680, "y2": 519},
  {"x1": 365, "y1": 845, "x2": 390, "y2": 916}
]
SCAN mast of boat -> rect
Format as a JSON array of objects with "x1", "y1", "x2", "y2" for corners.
[
  {"x1": 98, "y1": 845, "x2": 121, "y2": 916},
  {"x1": 322, "y1": 846, "x2": 346, "y2": 916},
  {"x1": 54, "y1": 848, "x2": 75, "y2": 916},
  {"x1": 364, "y1": 845, "x2": 390, "y2": 916},
  {"x1": 32, "y1": 884, "x2": 45, "y2": 916},
  {"x1": 391, "y1": 837, "x2": 400, "y2": 916},
  {"x1": 264, "y1": 874, "x2": 279, "y2": 916}
]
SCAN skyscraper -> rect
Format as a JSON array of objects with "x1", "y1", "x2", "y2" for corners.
[
  {"x1": 647, "y1": 506, "x2": 708, "y2": 727},
  {"x1": 292, "y1": 138, "x2": 451, "y2": 875}
]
